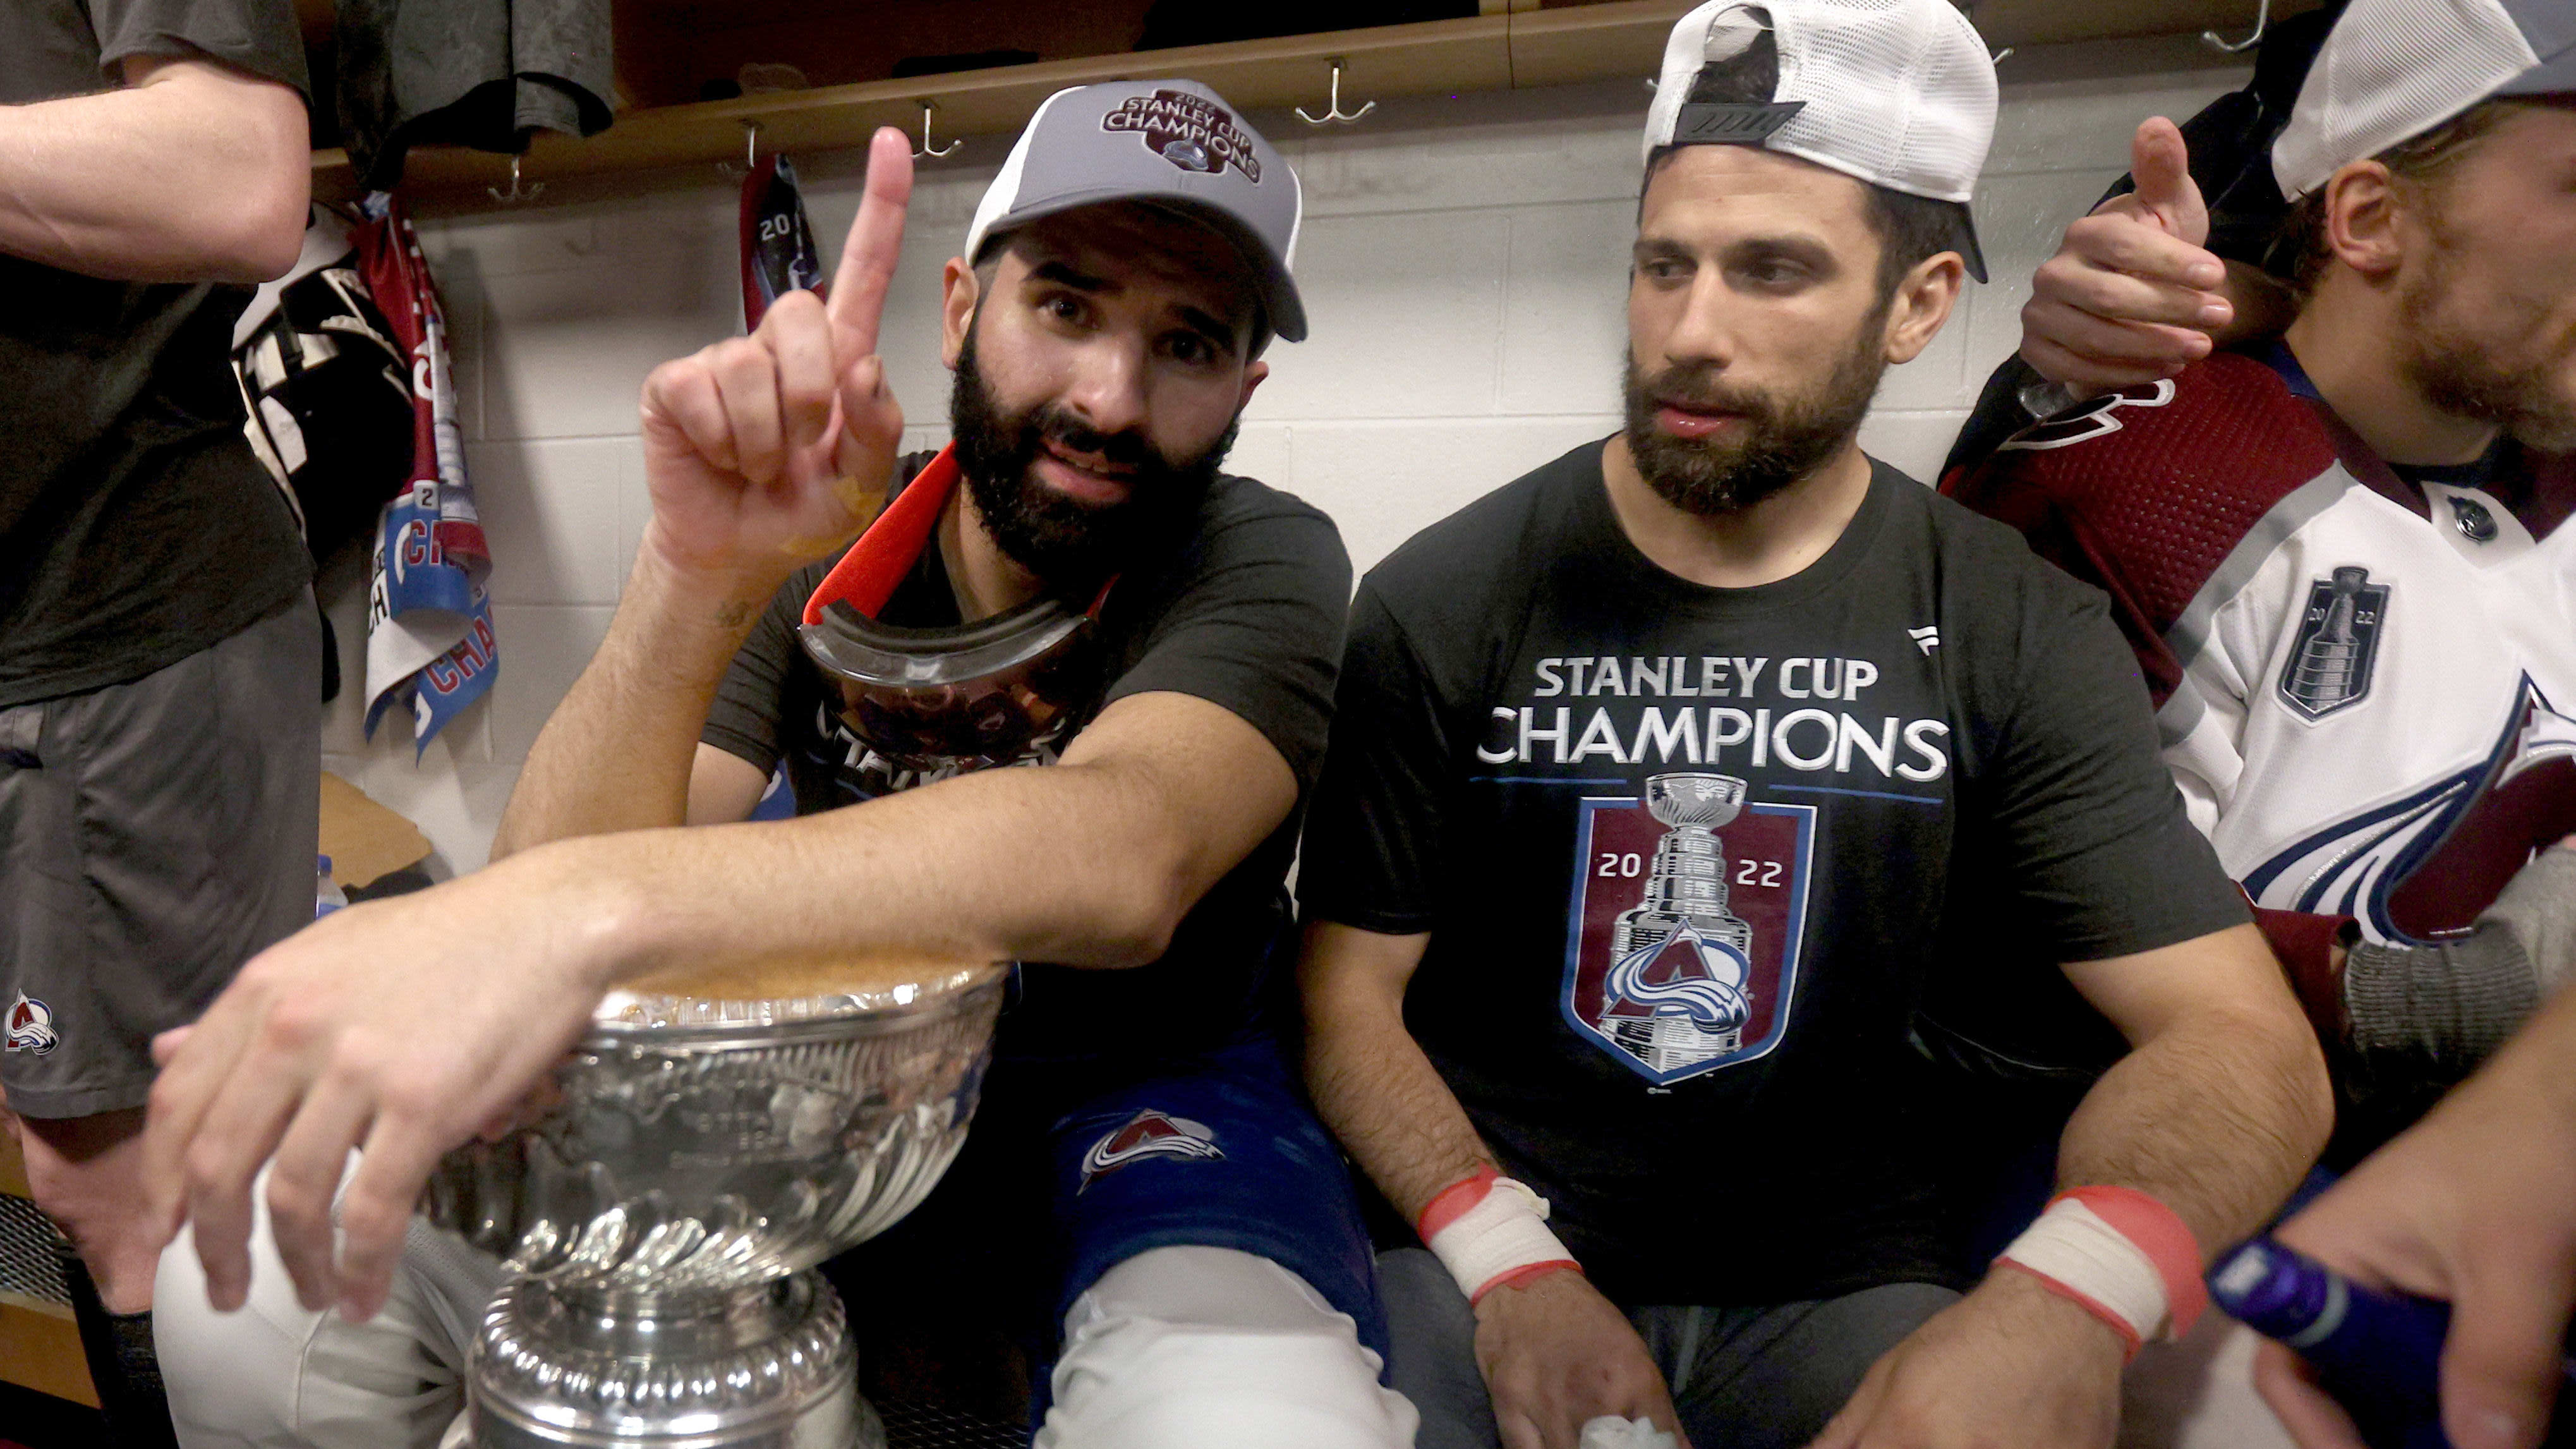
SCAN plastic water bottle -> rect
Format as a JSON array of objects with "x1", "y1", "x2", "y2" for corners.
[
  {"x1": 2210, "y1": 1236, "x2": 2576, "y2": 1449},
  {"x1": 316, "y1": 854, "x2": 347, "y2": 918}
]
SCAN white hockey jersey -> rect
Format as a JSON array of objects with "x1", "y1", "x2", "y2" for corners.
[{"x1": 1955, "y1": 349, "x2": 2576, "y2": 954}]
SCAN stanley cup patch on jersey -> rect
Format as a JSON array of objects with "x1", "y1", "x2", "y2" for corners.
[
  {"x1": 2279, "y1": 566, "x2": 2389, "y2": 720},
  {"x1": 1077, "y1": 1109, "x2": 1225, "y2": 1193},
  {"x1": 1561, "y1": 773, "x2": 1815, "y2": 1085}
]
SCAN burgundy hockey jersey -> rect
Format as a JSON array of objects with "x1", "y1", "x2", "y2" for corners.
[{"x1": 1951, "y1": 349, "x2": 2576, "y2": 995}]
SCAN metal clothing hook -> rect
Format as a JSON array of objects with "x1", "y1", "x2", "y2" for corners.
[
  {"x1": 718, "y1": 120, "x2": 764, "y2": 181},
  {"x1": 2203, "y1": 0, "x2": 2268, "y2": 53},
  {"x1": 914, "y1": 101, "x2": 959, "y2": 159},
  {"x1": 1297, "y1": 60, "x2": 1376, "y2": 126},
  {"x1": 1990, "y1": 46, "x2": 2014, "y2": 64},
  {"x1": 488, "y1": 154, "x2": 544, "y2": 204}
]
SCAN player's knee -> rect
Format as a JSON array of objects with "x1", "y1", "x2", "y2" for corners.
[
  {"x1": 1040, "y1": 1246, "x2": 1418, "y2": 1449},
  {"x1": 153, "y1": 1215, "x2": 310, "y2": 1443}
]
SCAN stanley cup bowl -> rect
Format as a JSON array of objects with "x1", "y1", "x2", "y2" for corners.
[
  {"x1": 1644, "y1": 772, "x2": 1747, "y2": 830},
  {"x1": 420, "y1": 964, "x2": 1007, "y2": 1449}
]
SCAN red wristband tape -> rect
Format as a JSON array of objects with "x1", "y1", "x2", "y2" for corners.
[
  {"x1": 1996, "y1": 1186, "x2": 2206, "y2": 1361},
  {"x1": 1418, "y1": 1167, "x2": 1582, "y2": 1304}
]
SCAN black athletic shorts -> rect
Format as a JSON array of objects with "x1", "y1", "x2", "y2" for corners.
[{"x1": 1, "y1": 592, "x2": 320, "y2": 1119}]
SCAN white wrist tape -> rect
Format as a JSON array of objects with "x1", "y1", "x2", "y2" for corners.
[
  {"x1": 1417, "y1": 1168, "x2": 1581, "y2": 1304},
  {"x1": 1996, "y1": 1187, "x2": 2206, "y2": 1358}
]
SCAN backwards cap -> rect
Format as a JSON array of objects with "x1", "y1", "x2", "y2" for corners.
[
  {"x1": 2273, "y1": 0, "x2": 2576, "y2": 200},
  {"x1": 1642, "y1": 0, "x2": 1998, "y2": 281},
  {"x1": 965, "y1": 80, "x2": 1307, "y2": 343}
]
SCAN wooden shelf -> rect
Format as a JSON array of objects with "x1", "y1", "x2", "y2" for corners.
[
  {"x1": 0, "y1": 1134, "x2": 94, "y2": 1410},
  {"x1": 318, "y1": 0, "x2": 2310, "y2": 209},
  {"x1": 1969, "y1": 0, "x2": 2323, "y2": 51},
  {"x1": 318, "y1": 10, "x2": 1516, "y2": 203}
]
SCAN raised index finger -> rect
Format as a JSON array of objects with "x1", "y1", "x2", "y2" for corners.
[{"x1": 824, "y1": 127, "x2": 916, "y2": 362}]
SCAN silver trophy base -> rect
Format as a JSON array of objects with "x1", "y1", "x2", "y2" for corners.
[{"x1": 469, "y1": 1271, "x2": 884, "y2": 1449}]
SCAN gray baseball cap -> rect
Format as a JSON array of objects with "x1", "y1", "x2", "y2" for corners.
[{"x1": 965, "y1": 80, "x2": 1307, "y2": 343}]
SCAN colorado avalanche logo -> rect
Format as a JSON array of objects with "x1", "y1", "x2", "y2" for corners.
[
  {"x1": 1077, "y1": 1109, "x2": 1225, "y2": 1193},
  {"x1": 2246, "y1": 676, "x2": 2576, "y2": 941},
  {"x1": 1564, "y1": 773, "x2": 1814, "y2": 1084},
  {"x1": 6, "y1": 993, "x2": 59, "y2": 1056}
]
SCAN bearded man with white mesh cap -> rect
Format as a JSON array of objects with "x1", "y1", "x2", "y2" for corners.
[{"x1": 1293, "y1": 3, "x2": 2335, "y2": 1448}]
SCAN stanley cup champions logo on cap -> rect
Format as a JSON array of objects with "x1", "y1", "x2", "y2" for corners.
[
  {"x1": 1103, "y1": 88, "x2": 1264, "y2": 181},
  {"x1": 965, "y1": 80, "x2": 1309, "y2": 342}
]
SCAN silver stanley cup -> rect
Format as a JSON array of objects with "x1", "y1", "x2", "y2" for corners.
[
  {"x1": 420, "y1": 966, "x2": 1007, "y2": 1449},
  {"x1": 1611, "y1": 772, "x2": 1752, "y2": 961}
]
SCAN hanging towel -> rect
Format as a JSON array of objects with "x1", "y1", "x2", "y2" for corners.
[{"x1": 351, "y1": 196, "x2": 499, "y2": 755}]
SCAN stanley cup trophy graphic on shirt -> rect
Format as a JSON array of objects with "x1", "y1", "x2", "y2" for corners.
[
  {"x1": 1605, "y1": 773, "x2": 1757, "y2": 1074},
  {"x1": 420, "y1": 959, "x2": 1007, "y2": 1449}
]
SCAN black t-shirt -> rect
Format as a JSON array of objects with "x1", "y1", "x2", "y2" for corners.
[
  {"x1": 0, "y1": 0, "x2": 311, "y2": 707},
  {"x1": 705, "y1": 453, "x2": 1353, "y2": 1070},
  {"x1": 1298, "y1": 440, "x2": 2247, "y2": 1306}
]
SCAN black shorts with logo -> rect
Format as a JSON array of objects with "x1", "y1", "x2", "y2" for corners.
[{"x1": 1, "y1": 593, "x2": 319, "y2": 1119}]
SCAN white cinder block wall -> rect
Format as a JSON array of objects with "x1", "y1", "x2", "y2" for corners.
[{"x1": 322, "y1": 55, "x2": 2249, "y2": 874}]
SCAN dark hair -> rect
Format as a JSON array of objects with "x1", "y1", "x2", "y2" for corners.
[
  {"x1": 971, "y1": 213, "x2": 1273, "y2": 358},
  {"x1": 2274, "y1": 98, "x2": 2531, "y2": 298},
  {"x1": 1642, "y1": 29, "x2": 1968, "y2": 299}
]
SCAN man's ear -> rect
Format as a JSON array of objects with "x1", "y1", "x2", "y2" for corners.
[
  {"x1": 2321, "y1": 161, "x2": 2407, "y2": 281},
  {"x1": 1882, "y1": 252, "x2": 1966, "y2": 366},
  {"x1": 940, "y1": 257, "x2": 977, "y2": 369},
  {"x1": 1237, "y1": 359, "x2": 1269, "y2": 411}
]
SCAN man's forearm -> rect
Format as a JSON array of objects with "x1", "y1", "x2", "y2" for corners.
[
  {"x1": 2055, "y1": 1007, "x2": 2332, "y2": 1256},
  {"x1": 0, "y1": 59, "x2": 306, "y2": 281},
  {"x1": 1300, "y1": 933, "x2": 1496, "y2": 1221},
  {"x1": 512, "y1": 722, "x2": 1236, "y2": 979},
  {"x1": 493, "y1": 545, "x2": 782, "y2": 858}
]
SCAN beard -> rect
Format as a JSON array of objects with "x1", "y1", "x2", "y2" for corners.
[
  {"x1": 948, "y1": 327, "x2": 1239, "y2": 593},
  {"x1": 1621, "y1": 309, "x2": 1890, "y2": 518},
  {"x1": 2398, "y1": 222, "x2": 2576, "y2": 453}
]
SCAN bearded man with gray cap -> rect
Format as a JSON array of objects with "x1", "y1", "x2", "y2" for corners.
[
  {"x1": 1293, "y1": 4, "x2": 2333, "y2": 1448},
  {"x1": 142, "y1": 85, "x2": 1417, "y2": 1449}
]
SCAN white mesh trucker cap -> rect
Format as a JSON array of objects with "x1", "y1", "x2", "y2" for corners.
[
  {"x1": 2273, "y1": 0, "x2": 2576, "y2": 200},
  {"x1": 1642, "y1": 0, "x2": 1999, "y2": 281},
  {"x1": 965, "y1": 80, "x2": 1307, "y2": 343}
]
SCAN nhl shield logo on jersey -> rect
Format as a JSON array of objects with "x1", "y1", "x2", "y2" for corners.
[
  {"x1": 1562, "y1": 773, "x2": 1814, "y2": 1084},
  {"x1": 1077, "y1": 1108, "x2": 1226, "y2": 1192},
  {"x1": 6, "y1": 993, "x2": 59, "y2": 1056},
  {"x1": 2279, "y1": 566, "x2": 2388, "y2": 720}
]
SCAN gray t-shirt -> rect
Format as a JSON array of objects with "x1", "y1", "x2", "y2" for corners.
[{"x1": 0, "y1": 0, "x2": 311, "y2": 706}]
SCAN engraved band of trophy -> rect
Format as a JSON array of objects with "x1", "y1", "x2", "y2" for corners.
[
  {"x1": 421, "y1": 968, "x2": 1005, "y2": 1448},
  {"x1": 2283, "y1": 564, "x2": 2378, "y2": 717},
  {"x1": 1606, "y1": 772, "x2": 1754, "y2": 1073}
]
